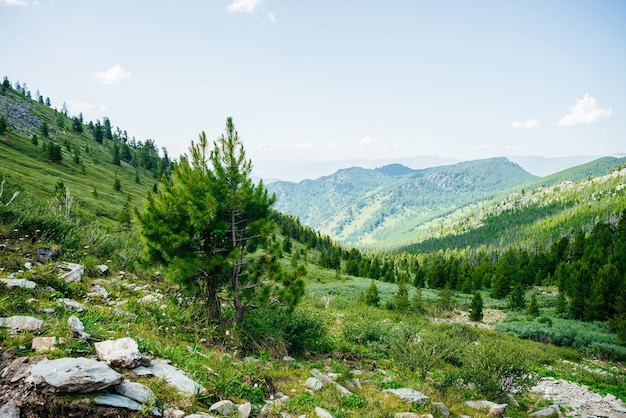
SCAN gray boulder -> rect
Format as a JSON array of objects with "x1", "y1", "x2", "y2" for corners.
[
  {"x1": 59, "y1": 262, "x2": 84, "y2": 283},
  {"x1": 31, "y1": 336, "x2": 57, "y2": 352},
  {"x1": 0, "y1": 315, "x2": 44, "y2": 333},
  {"x1": 305, "y1": 377, "x2": 323, "y2": 391},
  {"x1": 315, "y1": 407, "x2": 334, "y2": 418},
  {"x1": 29, "y1": 357, "x2": 124, "y2": 393},
  {"x1": 209, "y1": 399, "x2": 237, "y2": 416},
  {"x1": 68, "y1": 315, "x2": 90, "y2": 339}
]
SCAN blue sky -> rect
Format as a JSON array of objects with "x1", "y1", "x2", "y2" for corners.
[{"x1": 1, "y1": 0, "x2": 625, "y2": 179}]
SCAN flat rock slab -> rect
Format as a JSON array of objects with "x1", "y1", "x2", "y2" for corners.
[
  {"x1": 59, "y1": 262, "x2": 84, "y2": 283},
  {"x1": 115, "y1": 381, "x2": 156, "y2": 404},
  {"x1": 0, "y1": 315, "x2": 44, "y2": 332},
  {"x1": 94, "y1": 393, "x2": 161, "y2": 416},
  {"x1": 95, "y1": 337, "x2": 142, "y2": 368},
  {"x1": 29, "y1": 357, "x2": 124, "y2": 393},
  {"x1": 0, "y1": 278, "x2": 37, "y2": 289},
  {"x1": 384, "y1": 388, "x2": 430, "y2": 404},
  {"x1": 134, "y1": 360, "x2": 205, "y2": 396}
]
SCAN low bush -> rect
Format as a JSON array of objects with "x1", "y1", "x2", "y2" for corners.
[{"x1": 237, "y1": 304, "x2": 331, "y2": 357}]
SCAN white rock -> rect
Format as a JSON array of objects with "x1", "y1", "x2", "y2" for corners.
[
  {"x1": 238, "y1": 402, "x2": 252, "y2": 418},
  {"x1": 95, "y1": 337, "x2": 142, "y2": 368},
  {"x1": 315, "y1": 406, "x2": 334, "y2": 418}
]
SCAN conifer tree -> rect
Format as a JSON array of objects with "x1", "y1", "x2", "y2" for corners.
[
  {"x1": 412, "y1": 287, "x2": 425, "y2": 313},
  {"x1": 508, "y1": 283, "x2": 526, "y2": 310},
  {"x1": 137, "y1": 117, "x2": 298, "y2": 324},
  {"x1": 394, "y1": 280, "x2": 410, "y2": 311},
  {"x1": 469, "y1": 291, "x2": 484, "y2": 321},
  {"x1": 364, "y1": 280, "x2": 380, "y2": 307},
  {"x1": 526, "y1": 292, "x2": 540, "y2": 316}
]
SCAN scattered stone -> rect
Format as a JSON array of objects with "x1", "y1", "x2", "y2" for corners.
[
  {"x1": 384, "y1": 388, "x2": 430, "y2": 404},
  {"x1": 315, "y1": 406, "x2": 334, "y2": 418},
  {"x1": 35, "y1": 247, "x2": 53, "y2": 262},
  {"x1": 96, "y1": 264, "x2": 109, "y2": 275},
  {"x1": 238, "y1": 402, "x2": 252, "y2": 418},
  {"x1": 59, "y1": 262, "x2": 84, "y2": 283},
  {"x1": 530, "y1": 404, "x2": 560, "y2": 416},
  {"x1": 88, "y1": 283, "x2": 109, "y2": 299},
  {"x1": 42, "y1": 307, "x2": 55, "y2": 314},
  {"x1": 244, "y1": 356, "x2": 262, "y2": 364},
  {"x1": 28, "y1": 357, "x2": 124, "y2": 393},
  {"x1": 0, "y1": 315, "x2": 44, "y2": 333},
  {"x1": 0, "y1": 399, "x2": 20, "y2": 418},
  {"x1": 394, "y1": 413, "x2": 420, "y2": 418},
  {"x1": 0, "y1": 277, "x2": 37, "y2": 289},
  {"x1": 57, "y1": 298, "x2": 84, "y2": 312},
  {"x1": 283, "y1": 355, "x2": 296, "y2": 363},
  {"x1": 68, "y1": 315, "x2": 90, "y2": 339},
  {"x1": 465, "y1": 400, "x2": 507, "y2": 418},
  {"x1": 163, "y1": 408, "x2": 186, "y2": 418},
  {"x1": 209, "y1": 399, "x2": 237, "y2": 416},
  {"x1": 95, "y1": 337, "x2": 142, "y2": 368},
  {"x1": 432, "y1": 401, "x2": 449, "y2": 418},
  {"x1": 31, "y1": 336, "x2": 57, "y2": 352},
  {"x1": 311, "y1": 368, "x2": 352, "y2": 396},
  {"x1": 185, "y1": 414, "x2": 214, "y2": 418},
  {"x1": 305, "y1": 377, "x2": 323, "y2": 391},
  {"x1": 139, "y1": 294, "x2": 160, "y2": 304},
  {"x1": 134, "y1": 359, "x2": 205, "y2": 396},
  {"x1": 24, "y1": 261, "x2": 33, "y2": 270}
]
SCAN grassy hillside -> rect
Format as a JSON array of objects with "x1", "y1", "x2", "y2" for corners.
[{"x1": 1, "y1": 85, "x2": 164, "y2": 225}]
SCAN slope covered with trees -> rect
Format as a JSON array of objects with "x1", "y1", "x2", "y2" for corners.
[{"x1": 268, "y1": 157, "x2": 537, "y2": 247}]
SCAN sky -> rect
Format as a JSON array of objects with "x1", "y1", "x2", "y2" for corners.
[{"x1": 1, "y1": 0, "x2": 625, "y2": 180}]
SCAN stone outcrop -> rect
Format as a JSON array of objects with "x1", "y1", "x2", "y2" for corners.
[{"x1": 531, "y1": 377, "x2": 626, "y2": 418}]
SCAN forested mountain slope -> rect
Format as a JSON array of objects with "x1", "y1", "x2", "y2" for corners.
[
  {"x1": 0, "y1": 78, "x2": 170, "y2": 225},
  {"x1": 268, "y1": 158, "x2": 537, "y2": 248},
  {"x1": 401, "y1": 158, "x2": 626, "y2": 254}
]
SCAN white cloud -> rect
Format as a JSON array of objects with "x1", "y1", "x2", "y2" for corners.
[
  {"x1": 64, "y1": 99, "x2": 107, "y2": 118},
  {"x1": 227, "y1": 0, "x2": 263, "y2": 14},
  {"x1": 94, "y1": 65, "x2": 132, "y2": 86},
  {"x1": 511, "y1": 118, "x2": 539, "y2": 130},
  {"x1": 558, "y1": 93, "x2": 612, "y2": 127},
  {"x1": 267, "y1": 11, "x2": 276, "y2": 22},
  {"x1": 358, "y1": 135, "x2": 377, "y2": 147}
]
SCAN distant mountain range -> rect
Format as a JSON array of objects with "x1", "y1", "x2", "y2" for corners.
[
  {"x1": 267, "y1": 157, "x2": 537, "y2": 248},
  {"x1": 267, "y1": 155, "x2": 626, "y2": 249}
]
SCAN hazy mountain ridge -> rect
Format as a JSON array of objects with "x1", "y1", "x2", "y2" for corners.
[{"x1": 268, "y1": 157, "x2": 538, "y2": 247}]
